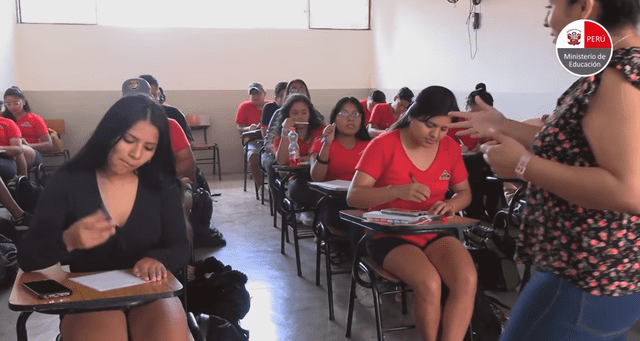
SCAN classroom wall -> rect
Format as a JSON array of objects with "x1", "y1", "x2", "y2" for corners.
[
  {"x1": 14, "y1": 25, "x2": 374, "y2": 173},
  {"x1": 0, "y1": 0, "x2": 16, "y2": 90},
  {"x1": 371, "y1": 0, "x2": 579, "y2": 121}
]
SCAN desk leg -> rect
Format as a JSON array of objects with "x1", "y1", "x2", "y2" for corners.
[{"x1": 17, "y1": 311, "x2": 32, "y2": 341}]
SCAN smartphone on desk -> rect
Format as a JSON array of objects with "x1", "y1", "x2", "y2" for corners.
[{"x1": 22, "y1": 279, "x2": 72, "y2": 299}]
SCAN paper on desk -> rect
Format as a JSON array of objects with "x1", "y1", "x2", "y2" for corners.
[
  {"x1": 308, "y1": 179, "x2": 351, "y2": 191},
  {"x1": 69, "y1": 270, "x2": 147, "y2": 292}
]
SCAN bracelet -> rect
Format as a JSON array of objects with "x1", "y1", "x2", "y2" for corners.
[
  {"x1": 316, "y1": 157, "x2": 330, "y2": 164},
  {"x1": 515, "y1": 153, "x2": 533, "y2": 180}
]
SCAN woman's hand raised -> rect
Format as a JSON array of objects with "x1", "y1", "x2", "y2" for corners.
[
  {"x1": 133, "y1": 257, "x2": 167, "y2": 282},
  {"x1": 322, "y1": 123, "x2": 336, "y2": 144},
  {"x1": 448, "y1": 96, "x2": 506, "y2": 138},
  {"x1": 481, "y1": 131, "x2": 530, "y2": 178},
  {"x1": 62, "y1": 210, "x2": 117, "y2": 252}
]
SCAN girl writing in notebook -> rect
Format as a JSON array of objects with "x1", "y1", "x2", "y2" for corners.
[
  {"x1": 18, "y1": 96, "x2": 190, "y2": 341},
  {"x1": 347, "y1": 86, "x2": 475, "y2": 341}
]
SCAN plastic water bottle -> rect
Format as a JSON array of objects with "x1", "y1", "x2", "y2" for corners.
[{"x1": 288, "y1": 127, "x2": 300, "y2": 166}]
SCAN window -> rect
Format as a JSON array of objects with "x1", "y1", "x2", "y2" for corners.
[
  {"x1": 17, "y1": 0, "x2": 370, "y2": 30},
  {"x1": 17, "y1": 0, "x2": 97, "y2": 25},
  {"x1": 309, "y1": 0, "x2": 370, "y2": 30}
]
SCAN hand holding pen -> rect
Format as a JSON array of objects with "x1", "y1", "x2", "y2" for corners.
[
  {"x1": 392, "y1": 173, "x2": 430, "y2": 203},
  {"x1": 321, "y1": 123, "x2": 336, "y2": 144}
]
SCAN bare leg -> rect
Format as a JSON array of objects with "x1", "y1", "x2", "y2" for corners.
[
  {"x1": 249, "y1": 154, "x2": 262, "y2": 188},
  {"x1": 128, "y1": 297, "x2": 189, "y2": 341},
  {"x1": 0, "y1": 180, "x2": 24, "y2": 219},
  {"x1": 425, "y1": 237, "x2": 477, "y2": 341},
  {"x1": 16, "y1": 154, "x2": 28, "y2": 176},
  {"x1": 60, "y1": 310, "x2": 128, "y2": 341},
  {"x1": 383, "y1": 244, "x2": 442, "y2": 341},
  {"x1": 22, "y1": 145, "x2": 37, "y2": 167}
]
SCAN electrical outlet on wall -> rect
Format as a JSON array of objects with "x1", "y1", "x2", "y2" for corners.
[{"x1": 471, "y1": 12, "x2": 480, "y2": 29}]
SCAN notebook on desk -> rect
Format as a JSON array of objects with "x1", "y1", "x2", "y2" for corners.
[{"x1": 308, "y1": 179, "x2": 351, "y2": 191}]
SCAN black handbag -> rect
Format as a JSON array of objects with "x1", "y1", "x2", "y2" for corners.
[{"x1": 465, "y1": 222, "x2": 520, "y2": 291}]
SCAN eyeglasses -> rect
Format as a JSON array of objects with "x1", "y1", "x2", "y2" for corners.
[{"x1": 337, "y1": 111, "x2": 362, "y2": 118}]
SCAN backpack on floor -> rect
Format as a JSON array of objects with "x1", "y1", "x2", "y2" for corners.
[
  {"x1": 0, "y1": 233, "x2": 18, "y2": 285},
  {"x1": 187, "y1": 256, "x2": 250, "y2": 340}
]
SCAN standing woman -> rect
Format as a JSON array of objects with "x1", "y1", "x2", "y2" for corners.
[
  {"x1": 347, "y1": 86, "x2": 475, "y2": 341},
  {"x1": 274, "y1": 94, "x2": 325, "y2": 210},
  {"x1": 18, "y1": 96, "x2": 190, "y2": 341},
  {"x1": 450, "y1": 1, "x2": 640, "y2": 340},
  {"x1": 3, "y1": 86, "x2": 52, "y2": 175}
]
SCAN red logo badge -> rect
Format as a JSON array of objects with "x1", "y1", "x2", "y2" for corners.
[{"x1": 439, "y1": 170, "x2": 451, "y2": 180}]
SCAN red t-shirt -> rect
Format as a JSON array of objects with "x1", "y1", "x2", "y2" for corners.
[
  {"x1": 360, "y1": 98, "x2": 373, "y2": 125},
  {"x1": 235, "y1": 100, "x2": 268, "y2": 126},
  {"x1": 356, "y1": 130, "x2": 468, "y2": 244},
  {"x1": 446, "y1": 118, "x2": 488, "y2": 151},
  {"x1": 0, "y1": 117, "x2": 22, "y2": 146},
  {"x1": 368, "y1": 103, "x2": 400, "y2": 130},
  {"x1": 309, "y1": 138, "x2": 370, "y2": 181},
  {"x1": 16, "y1": 112, "x2": 48, "y2": 144},
  {"x1": 273, "y1": 125, "x2": 326, "y2": 159},
  {"x1": 168, "y1": 118, "x2": 190, "y2": 153}
]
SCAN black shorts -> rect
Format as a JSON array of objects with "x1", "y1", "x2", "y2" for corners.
[{"x1": 366, "y1": 234, "x2": 453, "y2": 267}]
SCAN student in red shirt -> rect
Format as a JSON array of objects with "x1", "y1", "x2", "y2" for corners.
[
  {"x1": 310, "y1": 97, "x2": 371, "y2": 236},
  {"x1": 347, "y1": 86, "x2": 475, "y2": 341},
  {"x1": 3, "y1": 86, "x2": 52, "y2": 176},
  {"x1": 0, "y1": 114, "x2": 31, "y2": 228},
  {"x1": 446, "y1": 83, "x2": 493, "y2": 152},
  {"x1": 367, "y1": 87, "x2": 414, "y2": 138},
  {"x1": 274, "y1": 94, "x2": 325, "y2": 210},
  {"x1": 359, "y1": 90, "x2": 386, "y2": 125},
  {"x1": 236, "y1": 82, "x2": 269, "y2": 191}
]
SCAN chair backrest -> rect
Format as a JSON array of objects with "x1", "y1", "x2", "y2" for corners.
[
  {"x1": 186, "y1": 115, "x2": 209, "y2": 127},
  {"x1": 44, "y1": 119, "x2": 66, "y2": 136}
]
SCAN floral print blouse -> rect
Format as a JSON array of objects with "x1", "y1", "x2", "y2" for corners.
[{"x1": 519, "y1": 47, "x2": 640, "y2": 296}]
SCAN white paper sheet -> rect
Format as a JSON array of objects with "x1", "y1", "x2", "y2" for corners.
[
  {"x1": 69, "y1": 270, "x2": 146, "y2": 292},
  {"x1": 308, "y1": 180, "x2": 351, "y2": 191}
]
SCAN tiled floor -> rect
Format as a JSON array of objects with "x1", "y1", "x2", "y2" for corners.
[{"x1": 2, "y1": 173, "x2": 640, "y2": 341}]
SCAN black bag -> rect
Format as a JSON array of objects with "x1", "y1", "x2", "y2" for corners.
[
  {"x1": 465, "y1": 222, "x2": 520, "y2": 291},
  {"x1": 187, "y1": 256, "x2": 250, "y2": 340},
  {"x1": 196, "y1": 314, "x2": 248, "y2": 341},
  {"x1": 0, "y1": 234, "x2": 18, "y2": 285},
  {"x1": 190, "y1": 187, "x2": 226, "y2": 248},
  {"x1": 9, "y1": 176, "x2": 44, "y2": 214}
]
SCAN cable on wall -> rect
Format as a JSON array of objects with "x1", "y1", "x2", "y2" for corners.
[{"x1": 466, "y1": 0, "x2": 481, "y2": 59}]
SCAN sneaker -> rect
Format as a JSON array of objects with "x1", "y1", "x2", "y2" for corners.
[
  {"x1": 356, "y1": 285, "x2": 374, "y2": 307},
  {"x1": 12, "y1": 212, "x2": 32, "y2": 231}
]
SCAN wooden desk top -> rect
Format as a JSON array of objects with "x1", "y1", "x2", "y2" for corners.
[{"x1": 9, "y1": 268, "x2": 183, "y2": 313}]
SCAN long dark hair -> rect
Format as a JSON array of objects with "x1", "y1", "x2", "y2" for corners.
[
  {"x1": 330, "y1": 97, "x2": 371, "y2": 141},
  {"x1": 65, "y1": 96, "x2": 175, "y2": 189},
  {"x1": 466, "y1": 83, "x2": 494, "y2": 109},
  {"x1": 567, "y1": 0, "x2": 640, "y2": 30},
  {"x1": 276, "y1": 94, "x2": 322, "y2": 141},
  {"x1": 3, "y1": 86, "x2": 32, "y2": 121},
  {"x1": 391, "y1": 86, "x2": 459, "y2": 130}
]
